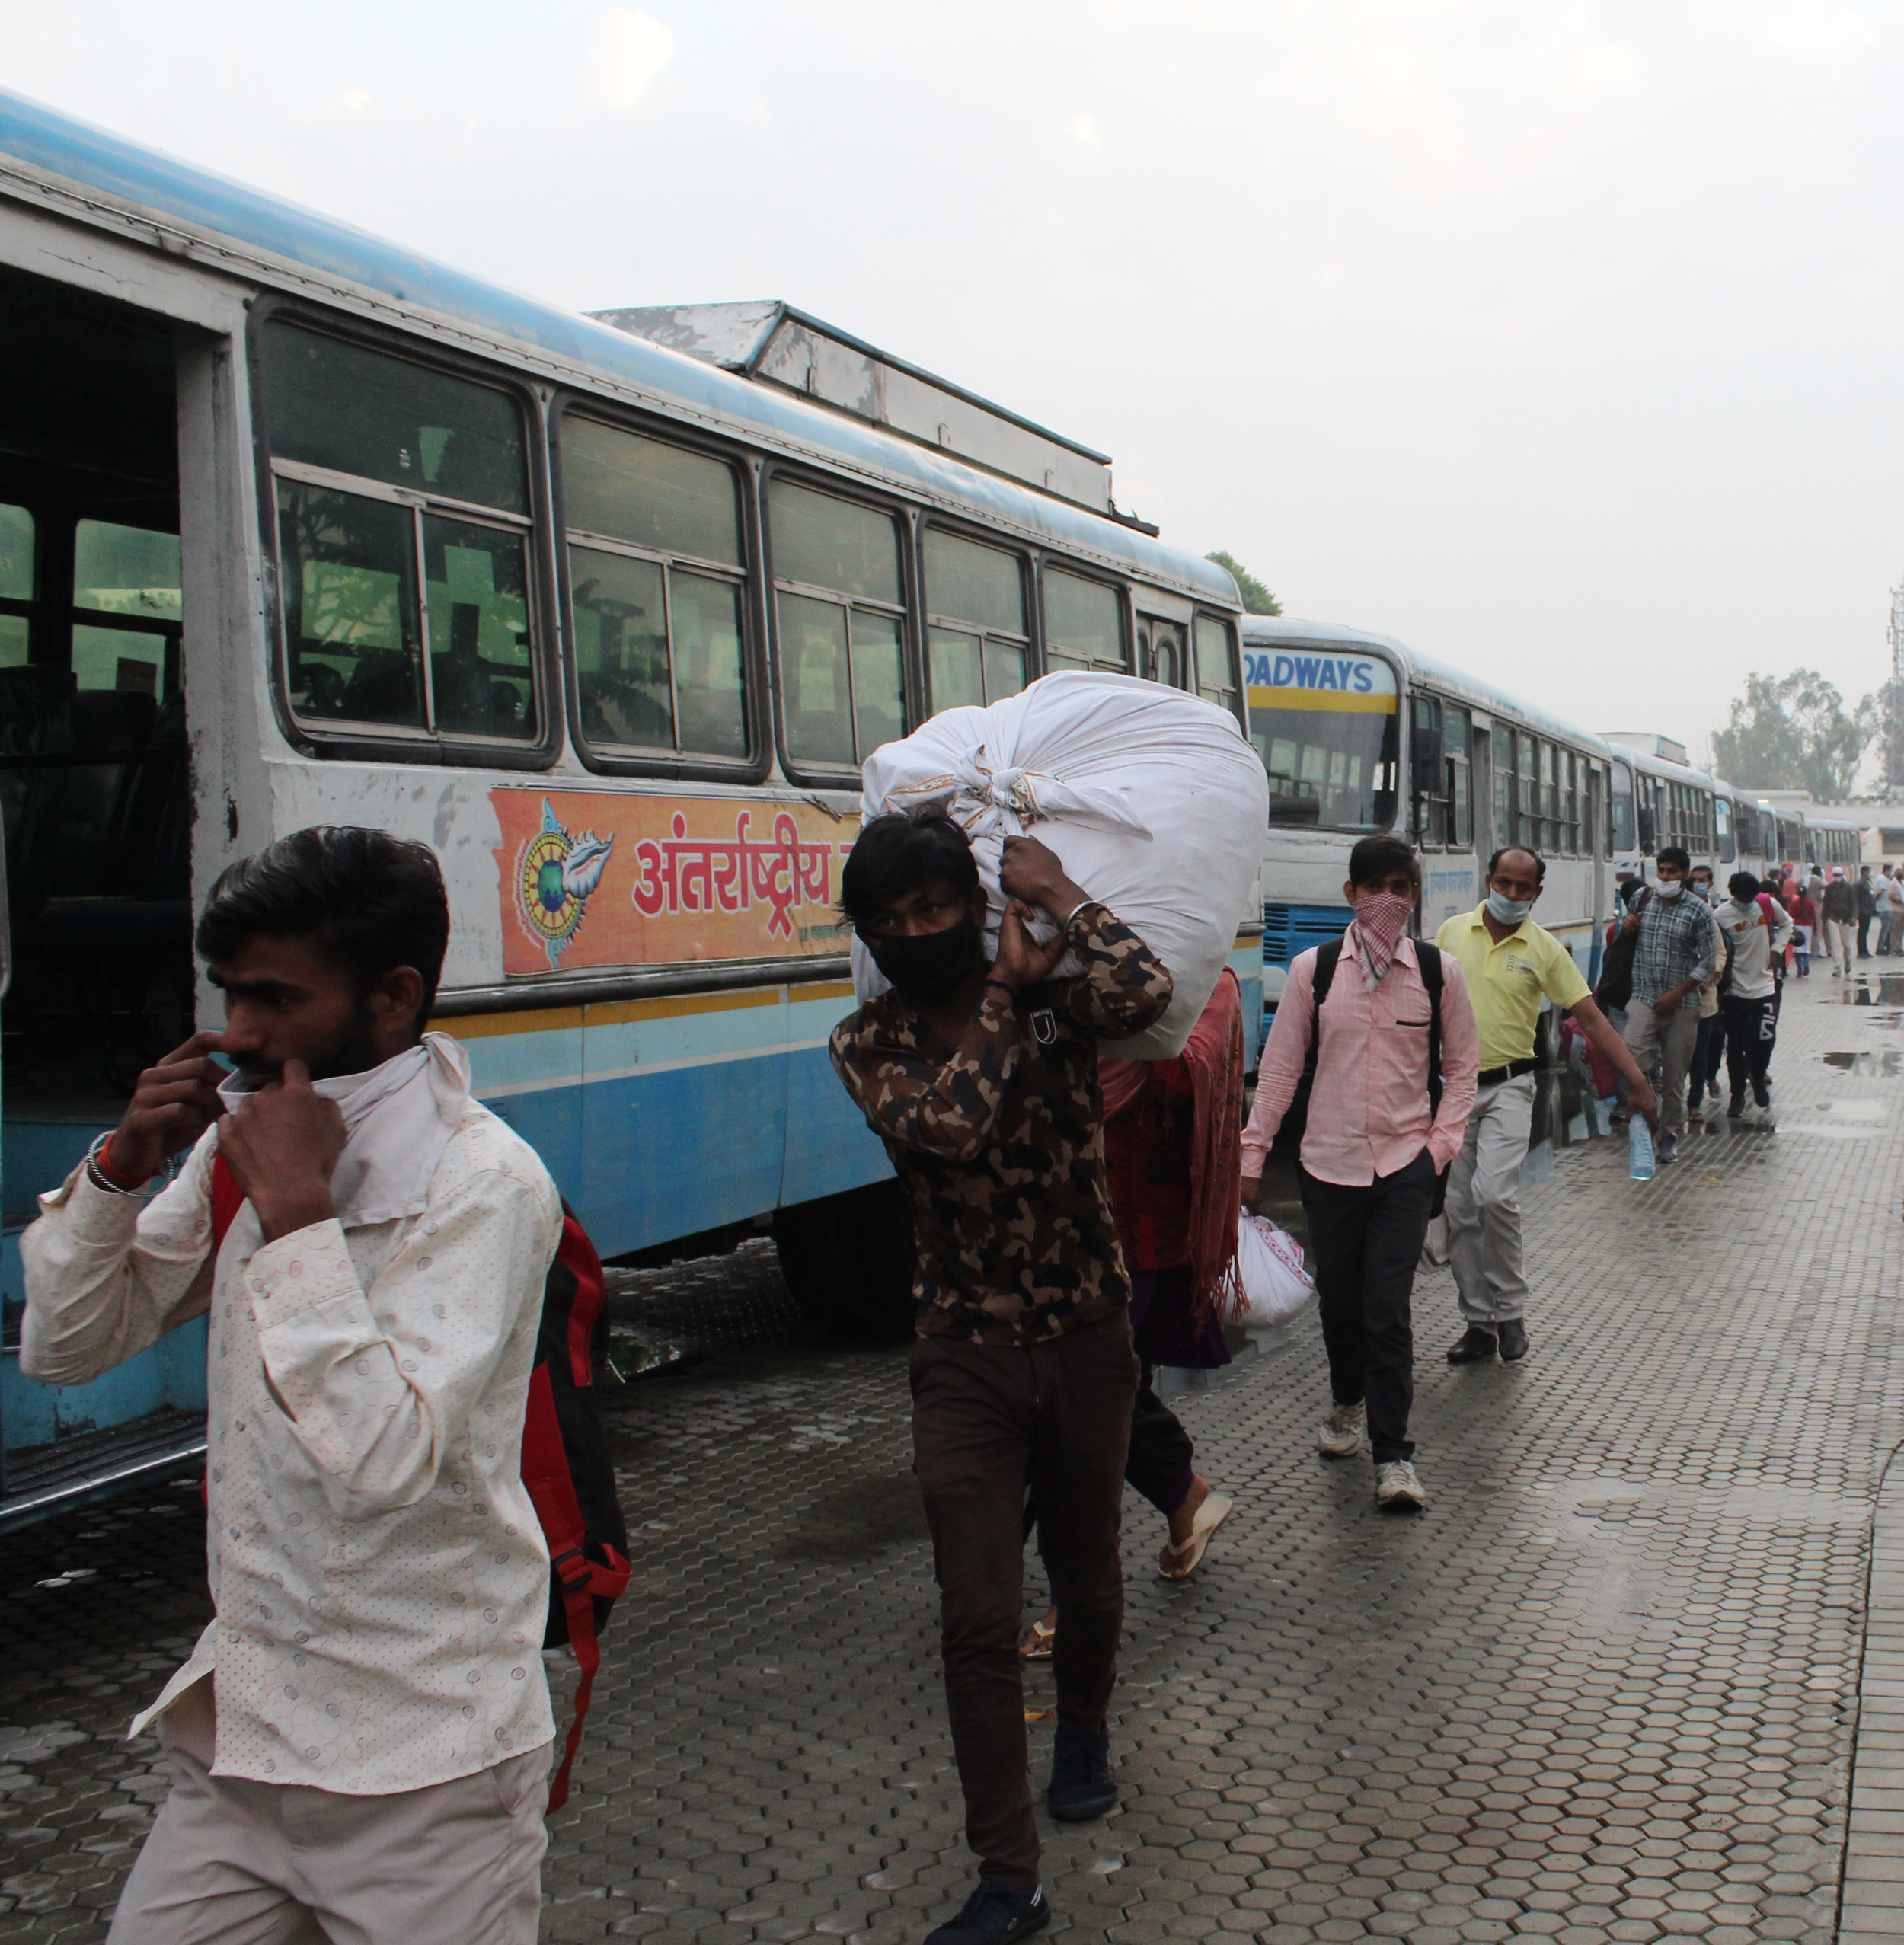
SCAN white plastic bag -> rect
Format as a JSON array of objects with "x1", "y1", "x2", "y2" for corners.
[
  {"x1": 1236, "y1": 1212, "x2": 1315, "y2": 1326},
  {"x1": 855, "y1": 670, "x2": 1270, "y2": 1058}
]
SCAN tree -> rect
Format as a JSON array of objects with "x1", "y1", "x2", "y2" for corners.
[
  {"x1": 1711, "y1": 669, "x2": 1872, "y2": 800},
  {"x1": 1206, "y1": 551, "x2": 1282, "y2": 615}
]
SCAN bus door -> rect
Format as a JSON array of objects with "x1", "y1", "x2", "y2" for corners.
[{"x1": 0, "y1": 261, "x2": 206, "y2": 1525}]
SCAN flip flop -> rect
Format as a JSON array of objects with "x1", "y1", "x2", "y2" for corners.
[
  {"x1": 1019, "y1": 1618, "x2": 1056, "y2": 1660},
  {"x1": 1158, "y1": 1492, "x2": 1233, "y2": 1581}
]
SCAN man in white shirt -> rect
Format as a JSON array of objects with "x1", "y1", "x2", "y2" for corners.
[
  {"x1": 1714, "y1": 871, "x2": 1795, "y2": 1118},
  {"x1": 21, "y1": 827, "x2": 563, "y2": 1945}
]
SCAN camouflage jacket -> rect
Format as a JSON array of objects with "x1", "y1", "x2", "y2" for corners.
[{"x1": 829, "y1": 903, "x2": 1174, "y2": 1346}]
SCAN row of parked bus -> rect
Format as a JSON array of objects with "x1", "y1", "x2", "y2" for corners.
[
  {"x1": 0, "y1": 88, "x2": 1865, "y2": 1524},
  {"x1": 1244, "y1": 614, "x2": 1864, "y2": 1016}
]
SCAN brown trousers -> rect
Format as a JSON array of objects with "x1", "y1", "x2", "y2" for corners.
[
  {"x1": 909, "y1": 1315, "x2": 1139, "y2": 1889},
  {"x1": 106, "y1": 1679, "x2": 549, "y2": 1944}
]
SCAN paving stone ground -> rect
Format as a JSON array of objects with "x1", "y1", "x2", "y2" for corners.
[{"x1": 5, "y1": 969, "x2": 1904, "y2": 1943}]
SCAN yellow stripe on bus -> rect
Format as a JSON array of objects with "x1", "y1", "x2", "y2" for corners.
[
  {"x1": 439, "y1": 979, "x2": 859, "y2": 1042},
  {"x1": 1246, "y1": 688, "x2": 1398, "y2": 714}
]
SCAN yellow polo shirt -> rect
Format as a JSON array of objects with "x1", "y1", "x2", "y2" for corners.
[{"x1": 1433, "y1": 905, "x2": 1592, "y2": 1071}]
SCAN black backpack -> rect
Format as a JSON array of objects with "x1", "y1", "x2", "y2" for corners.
[{"x1": 1272, "y1": 935, "x2": 1451, "y2": 1214}]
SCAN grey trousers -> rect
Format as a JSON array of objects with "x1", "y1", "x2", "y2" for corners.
[
  {"x1": 1620, "y1": 1002, "x2": 1701, "y2": 1135},
  {"x1": 1446, "y1": 1073, "x2": 1537, "y2": 1325},
  {"x1": 107, "y1": 1680, "x2": 550, "y2": 1944}
]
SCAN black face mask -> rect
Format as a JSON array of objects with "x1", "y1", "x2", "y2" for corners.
[{"x1": 866, "y1": 917, "x2": 986, "y2": 1002}]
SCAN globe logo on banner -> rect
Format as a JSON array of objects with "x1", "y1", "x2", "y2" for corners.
[{"x1": 516, "y1": 797, "x2": 615, "y2": 969}]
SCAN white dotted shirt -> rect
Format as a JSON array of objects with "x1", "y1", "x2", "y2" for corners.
[{"x1": 19, "y1": 1103, "x2": 562, "y2": 1794}]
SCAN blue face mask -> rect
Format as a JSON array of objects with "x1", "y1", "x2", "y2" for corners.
[{"x1": 1487, "y1": 889, "x2": 1535, "y2": 925}]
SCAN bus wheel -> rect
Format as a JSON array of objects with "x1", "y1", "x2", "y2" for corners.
[{"x1": 772, "y1": 1180, "x2": 915, "y2": 1343}]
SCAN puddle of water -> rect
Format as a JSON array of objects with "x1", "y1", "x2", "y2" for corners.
[
  {"x1": 1822, "y1": 1050, "x2": 1904, "y2": 1075},
  {"x1": 1854, "y1": 976, "x2": 1904, "y2": 1005}
]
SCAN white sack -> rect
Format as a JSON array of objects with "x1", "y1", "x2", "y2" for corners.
[
  {"x1": 1236, "y1": 1213, "x2": 1315, "y2": 1327},
  {"x1": 853, "y1": 670, "x2": 1269, "y2": 1058}
]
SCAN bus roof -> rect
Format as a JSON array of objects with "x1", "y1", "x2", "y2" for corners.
[
  {"x1": 0, "y1": 88, "x2": 1235, "y2": 605},
  {"x1": 1241, "y1": 615, "x2": 1613, "y2": 757}
]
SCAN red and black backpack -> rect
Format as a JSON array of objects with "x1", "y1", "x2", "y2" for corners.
[{"x1": 209, "y1": 1156, "x2": 631, "y2": 1812}]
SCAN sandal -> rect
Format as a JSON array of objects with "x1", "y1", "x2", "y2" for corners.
[
  {"x1": 1158, "y1": 1492, "x2": 1233, "y2": 1581},
  {"x1": 1019, "y1": 1617, "x2": 1056, "y2": 1660}
]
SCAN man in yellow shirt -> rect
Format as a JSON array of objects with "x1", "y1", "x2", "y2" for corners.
[{"x1": 1433, "y1": 847, "x2": 1658, "y2": 1364}]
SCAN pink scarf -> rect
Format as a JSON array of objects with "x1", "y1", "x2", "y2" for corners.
[{"x1": 1350, "y1": 891, "x2": 1414, "y2": 985}]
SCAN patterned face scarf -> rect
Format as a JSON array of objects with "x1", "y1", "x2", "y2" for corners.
[{"x1": 1351, "y1": 889, "x2": 1415, "y2": 985}]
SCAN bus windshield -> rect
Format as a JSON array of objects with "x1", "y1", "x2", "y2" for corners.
[{"x1": 1244, "y1": 644, "x2": 1398, "y2": 829}]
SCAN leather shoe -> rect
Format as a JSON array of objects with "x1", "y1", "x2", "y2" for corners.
[
  {"x1": 1446, "y1": 1327, "x2": 1497, "y2": 1364},
  {"x1": 1497, "y1": 1319, "x2": 1528, "y2": 1362}
]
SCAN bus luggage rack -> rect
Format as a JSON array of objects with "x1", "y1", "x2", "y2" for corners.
[
  {"x1": 0, "y1": 1408, "x2": 206, "y2": 1531},
  {"x1": 1260, "y1": 902, "x2": 1351, "y2": 972}
]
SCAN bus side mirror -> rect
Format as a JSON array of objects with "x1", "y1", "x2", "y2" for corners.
[
  {"x1": 1637, "y1": 805, "x2": 1657, "y2": 853},
  {"x1": 1410, "y1": 723, "x2": 1442, "y2": 791}
]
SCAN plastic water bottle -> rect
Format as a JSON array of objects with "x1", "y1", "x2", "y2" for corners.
[{"x1": 1628, "y1": 1119, "x2": 1656, "y2": 1180}]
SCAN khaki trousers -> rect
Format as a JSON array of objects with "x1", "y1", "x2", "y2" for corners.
[
  {"x1": 107, "y1": 1681, "x2": 550, "y2": 1944},
  {"x1": 1620, "y1": 1002, "x2": 1700, "y2": 1135},
  {"x1": 1446, "y1": 1073, "x2": 1537, "y2": 1326}
]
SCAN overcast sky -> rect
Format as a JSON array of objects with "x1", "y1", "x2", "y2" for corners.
[{"x1": 5, "y1": 0, "x2": 1901, "y2": 781}]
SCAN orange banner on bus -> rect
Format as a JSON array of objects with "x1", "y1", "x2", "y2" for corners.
[{"x1": 493, "y1": 790, "x2": 858, "y2": 975}]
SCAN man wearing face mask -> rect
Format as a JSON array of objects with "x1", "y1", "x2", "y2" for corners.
[
  {"x1": 829, "y1": 808, "x2": 1172, "y2": 1945},
  {"x1": 1434, "y1": 848, "x2": 1659, "y2": 1365},
  {"x1": 18, "y1": 829, "x2": 563, "y2": 1945},
  {"x1": 1240, "y1": 836, "x2": 1478, "y2": 1512},
  {"x1": 1619, "y1": 845, "x2": 1721, "y2": 1164}
]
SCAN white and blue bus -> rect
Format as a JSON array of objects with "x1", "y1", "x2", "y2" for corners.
[
  {"x1": 0, "y1": 92, "x2": 1254, "y2": 1523},
  {"x1": 1242, "y1": 617, "x2": 1618, "y2": 1018}
]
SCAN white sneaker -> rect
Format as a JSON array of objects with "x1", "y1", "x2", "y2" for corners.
[
  {"x1": 1317, "y1": 1400, "x2": 1365, "y2": 1458},
  {"x1": 1375, "y1": 1461, "x2": 1430, "y2": 1510}
]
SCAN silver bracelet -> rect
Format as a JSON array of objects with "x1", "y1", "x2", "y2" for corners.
[
  {"x1": 1062, "y1": 898, "x2": 1094, "y2": 930},
  {"x1": 82, "y1": 1132, "x2": 145, "y2": 1196}
]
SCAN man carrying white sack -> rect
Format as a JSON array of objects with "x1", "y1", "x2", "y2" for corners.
[
  {"x1": 19, "y1": 827, "x2": 562, "y2": 1945},
  {"x1": 832, "y1": 809, "x2": 1173, "y2": 1945}
]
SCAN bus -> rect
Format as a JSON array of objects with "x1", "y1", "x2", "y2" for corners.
[
  {"x1": 0, "y1": 91, "x2": 1253, "y2": 1525},
  {"x1": 1243, "y1": 616, "x2": 1617, "y2": 1017},
  {"x1": 1603, "y1": 733, "x2": 1731, "y2": 886},
  {"x1": 1806, "y1": 817, "x2": 1862, "y2": 875}
]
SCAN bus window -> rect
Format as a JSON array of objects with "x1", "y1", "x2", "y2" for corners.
[
  {"x1": 1043, "y1": 567, "x2": 1127, "y2": 674},
  {"x1": 1716, "y1": 795, "x2": 1735, "y2": 862},
  {"x1": 563, "y1": 418, "x2": 747, "y2": 759},
  {"x1": 264, "y1": 321, "x2": 538, "y2": 744},
  {"x1": 1589, "y1": 763, "x2": 1606, "y2": 861},
  {"x1": 924, "y1": 528, "x2": 1027, "y2": 711},
  {"x1": 1412, "y1": 695, "x2": 1444, "y2": 844},
  {"x1": 1518, "y1": 734, "x2": 1538, "y2": 849},
  {"x1": 0, "y1": 501, "x2": 30, "y2": 666},
  {"x1": 1561, "y1": 749, "x2": 1578, "y2": 854},
  {"x1": 771, "y1": 479, "x2": 906, "y2": 768},
  {"x1": 1609, "y1": 764, "x2": 1633, "y2": 852},
  {"x1": 1193, "y1": 615, "x2": 1241, "y2": 727},
  {"x1": 72, "y1": 519, "x2": 181, "y2": 698},
  {"x1": 1446, "y1": 705, "x2": 1472, "y2": 847},
  {"x1": 1493, "y1": 728, "x2": 1514, "y2": 856},
  {"x1": 1243, "y1": 642, "x2": 1398, "y2": 830}
]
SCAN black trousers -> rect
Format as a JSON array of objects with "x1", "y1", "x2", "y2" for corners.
[
  {"x1": 1721, "y1": 992, "x2": 1777, "y2": 1094},
  {"x1": 911, "y1": 1319, "x2": 1138, "y2": 1889},
  {"x1": 1299, "y1": 1148, "x2": 1436, "y2": 1465}
]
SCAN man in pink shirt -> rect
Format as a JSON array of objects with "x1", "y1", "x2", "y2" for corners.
[{"x1": 1240, "y1": 837, "x2": 1479, "y2": 1511}]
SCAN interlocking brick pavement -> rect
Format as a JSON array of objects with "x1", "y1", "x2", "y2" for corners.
[{"x1": 5, "y1": 969, "x2": 1904, "y2": 1943}]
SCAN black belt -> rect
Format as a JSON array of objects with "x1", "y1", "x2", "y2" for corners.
[{"x1": 1477, "y1": 1056, "x2": 1541, "y2": 1087}]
